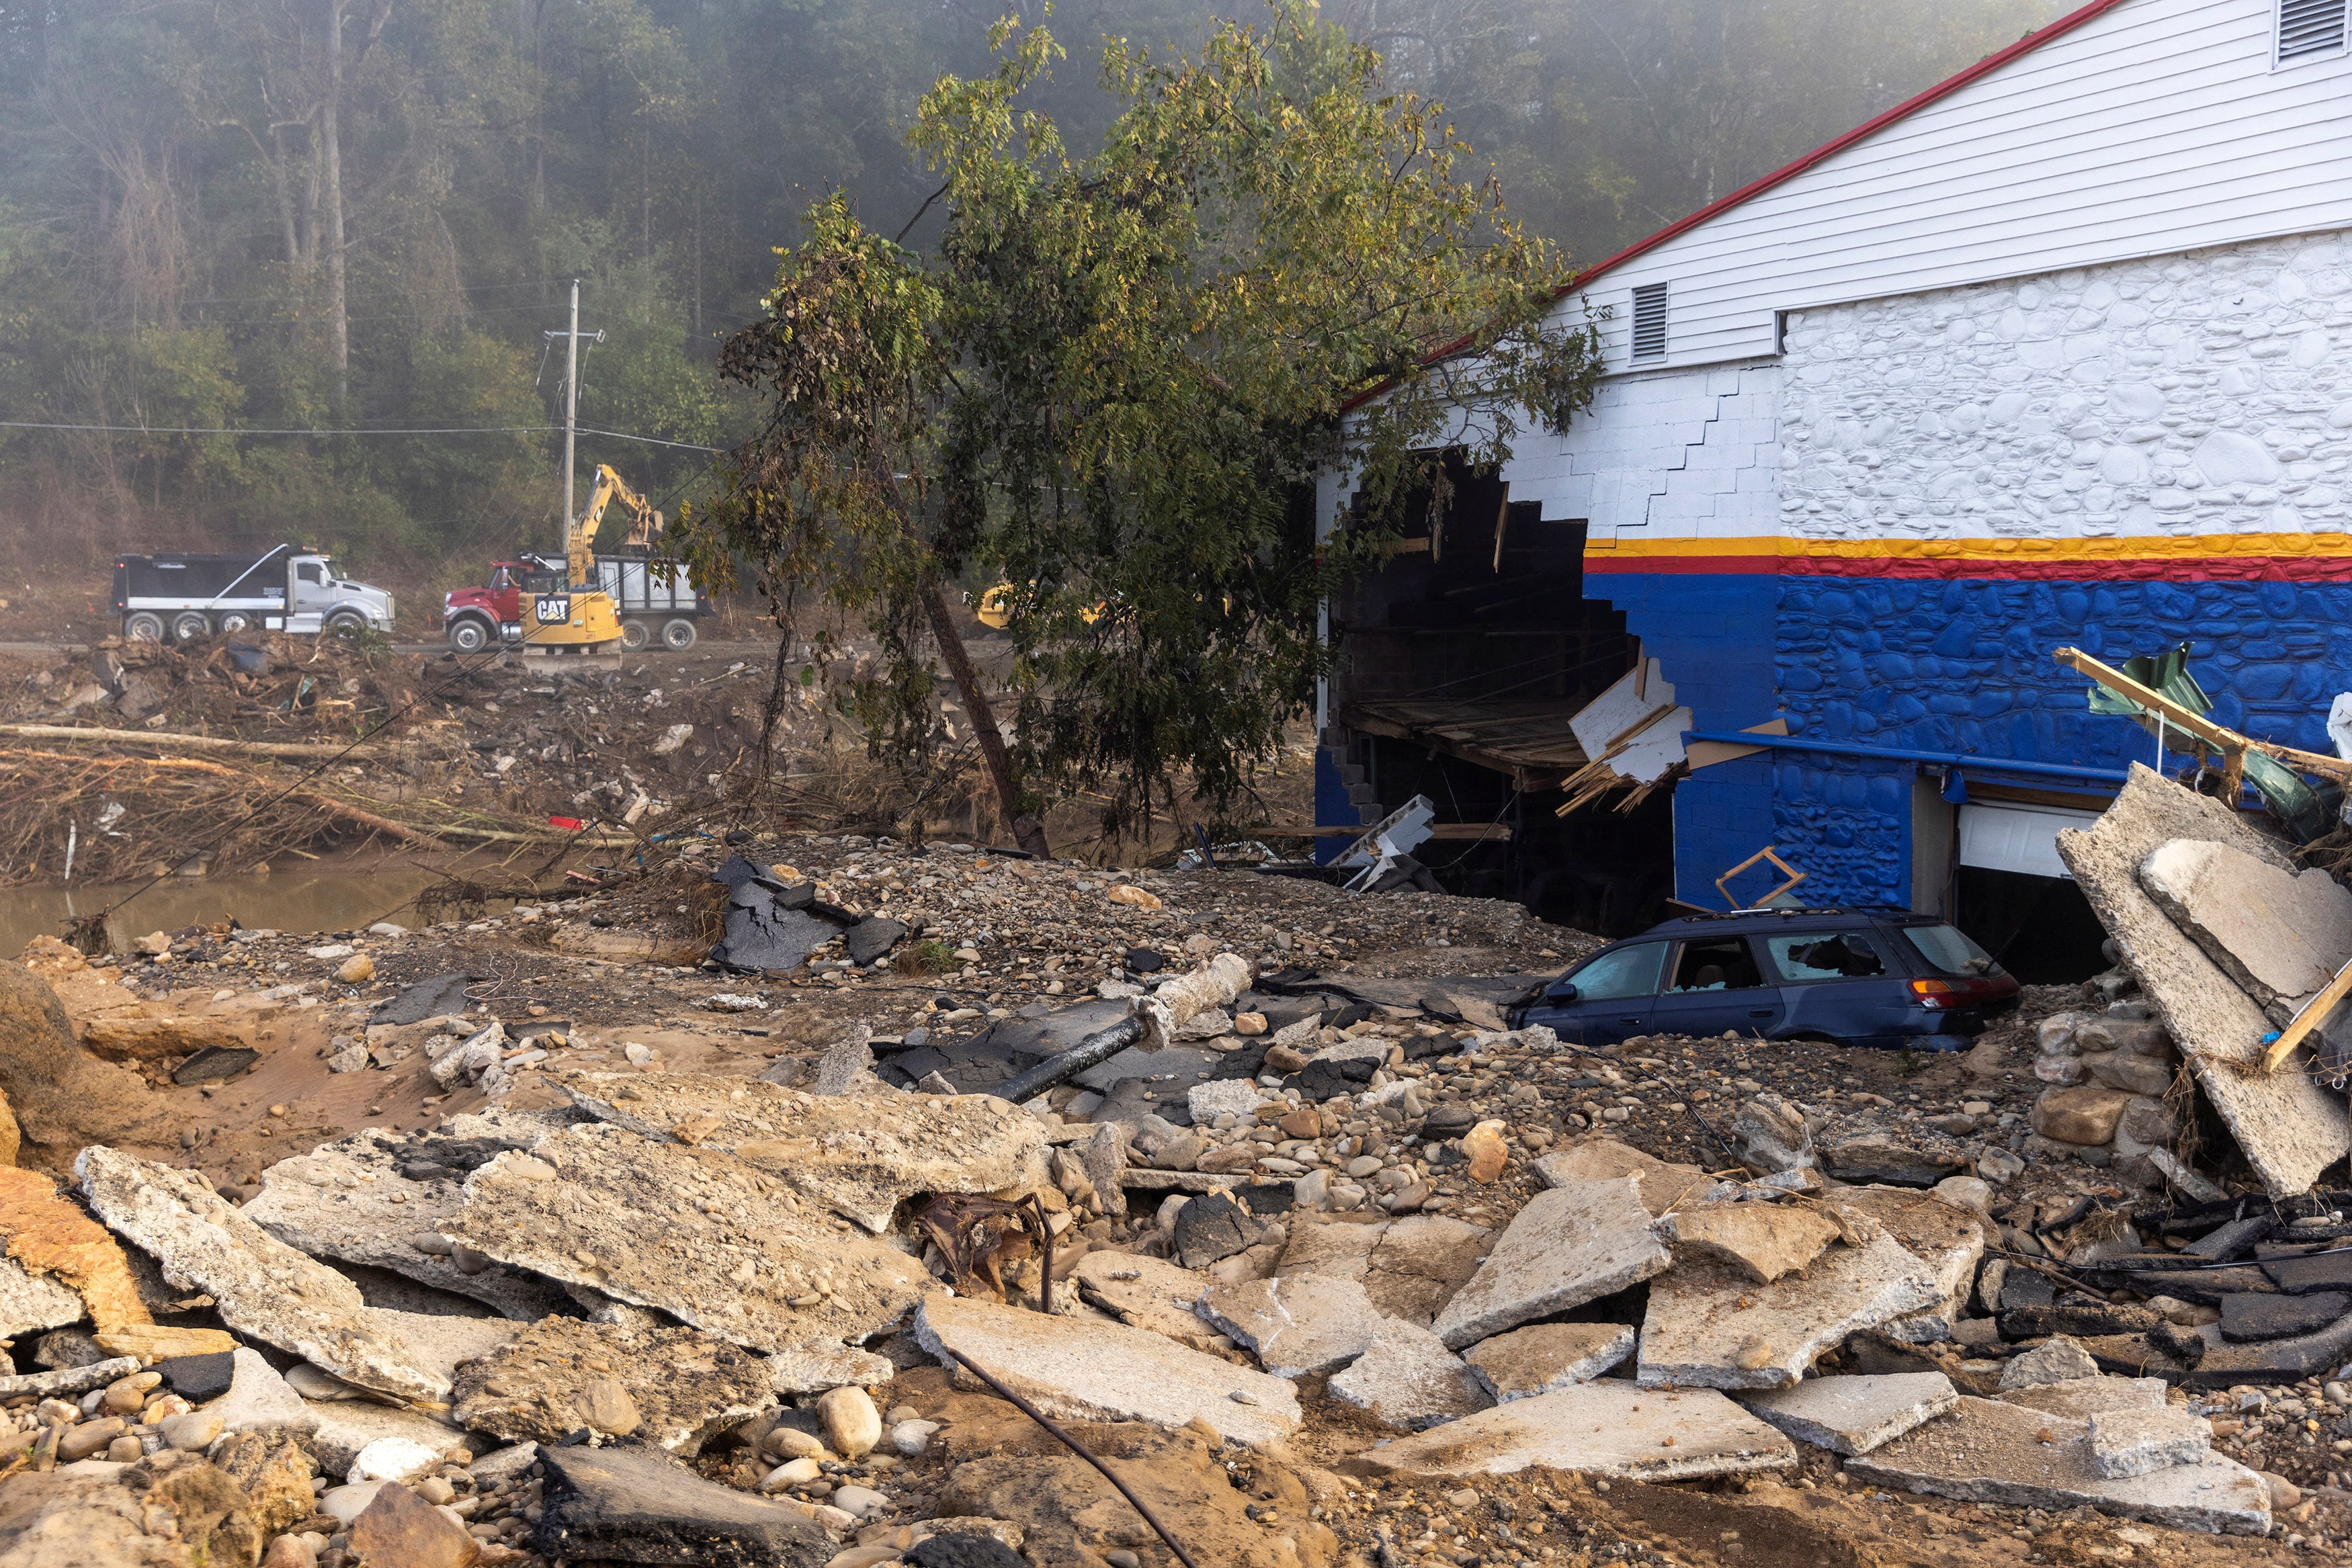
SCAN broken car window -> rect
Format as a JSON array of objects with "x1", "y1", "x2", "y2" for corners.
[
  {"x1": 1564, "y1": 941, "x2": 1668, "y2": 1001},
  {"x1": 1900, "y1": 923, "x2": 2000, "y2": 977},
  {"x1": 1767, "y1": 932, "x2": 1888, "y2": 982},
  {"x1": 1667, "y1": 937, "x2": 1765, "y2": 992}
]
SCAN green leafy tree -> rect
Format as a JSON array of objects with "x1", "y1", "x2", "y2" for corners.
[{"x1": 694, "y1": 5, "x2": 1603, "y2": 851}]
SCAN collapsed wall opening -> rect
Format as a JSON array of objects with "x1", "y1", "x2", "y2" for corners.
[
  {"x1": 1911, "y1": 781, "x2": 2114, "y2": 983},
  {"x1": 1322, "y1": 454, "x2": 1676, "y2": 936}
]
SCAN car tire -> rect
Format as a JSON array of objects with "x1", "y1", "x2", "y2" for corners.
[
  {"x1": 661, "y1": 617, "x2": 698, "y2": 651},
  {"x1": 447, "y1": 618, "x2": 490, "y2": 654},
  {"x1": 620, "y1": 619, "x2": 650, "y2": 652},
  {"x1": 124, "y1": 612, "x2": 165, "y2": 642},
  {"x1": 171, "y1": 611, "x2": 211, "y2": 643}
]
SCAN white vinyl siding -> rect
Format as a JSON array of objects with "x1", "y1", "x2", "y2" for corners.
[
  {"x1": 1630, "y1": 284, "x2": 1670, "y2": 361},
  {"x1": 1571, "y1": 0, "x2": 2352, "y2": 372},
  {"x1": 2279, "y1": 0, "x2": 2349, "y2": 60}
]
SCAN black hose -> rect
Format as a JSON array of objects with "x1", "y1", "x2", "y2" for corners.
[{"x1": 989, "y1": 1015, "x2": 1146, "y2": 1106}]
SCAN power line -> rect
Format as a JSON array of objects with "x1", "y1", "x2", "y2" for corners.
[{"x1": 0, "y1": 420, "x2": 723, "y2": 453}]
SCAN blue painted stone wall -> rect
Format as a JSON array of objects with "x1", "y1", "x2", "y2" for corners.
[{"x1": 1598, "y1": 571, "x2": 2352, "y2": 912}]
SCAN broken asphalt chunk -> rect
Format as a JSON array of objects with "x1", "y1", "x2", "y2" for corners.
[
  {"x1": 169, "y1": 1045, "x2": 258, "y2": 1085},
  {"x1": 552, "y1": 1068, "x2": 1047, "y2": 1233},
  {"x1": 913, "y1": 1291, "x2": 1302, "y2": 1450},
  {"x1": 1431, "y1": 1174, "x2": 1670, "y2": 1350},
  {"x1": 437, "y1": 1123, "x2": 933, "y2": 1360},
  {"x1": 75, "y1": 1145, "x2": 452, "y2": 1402},
  {"x1": 1736, "y1": 1373, "x2": 1959, "y2": 1456},
  {"x1": 371, "y1": 973, "x2": 474, "y2": 1026},
  {"x1": 535, "y1": 1439, "x2": 835, "y2": 1568},
  {"x1": 1847, "y1": 1395, "x2": 2269, "y2": 1536},
  {"x1": 1361, "y1": 1382, "x2": 1797, "y2": 1483}
]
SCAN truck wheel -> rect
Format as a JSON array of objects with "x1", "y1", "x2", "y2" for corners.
[
  {"x1": 661, "y1": 617, "x2": 698, "y2": 651},
  {"x1": 124, "y1": 612, "x2": 165, "y2": 642},
  {"x1": 218, "y1": 611, "x2": 253, "y2": 634},
  {"x1": 619, "y1": 619, "x2": 650, "y2": 652},
  {"x1": 326, "y1": 611, "x2": 365, "y2": 636},
  {"x1": 171, "y1": 611, "x2": 211, "y2": 643},
  {"x1": 447, "y1": 619, "x2": 490, "y2": 654}
]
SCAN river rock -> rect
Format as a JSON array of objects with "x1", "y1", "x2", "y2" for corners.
[
  {"x1": 1728, "y1": 1094, "x2": 1816, "y2": 1173},
  {"x1": 306, "y1": 1399, "x2": 470, "y2": 1479},
  {"x1": 439, "y1": 1123, "x2": 933, "y2": 1364},
  {"x1": 535, "y1": 1440, "x2": 834, "y2": 1567},
  {"x1": 75, "y1": 1145, "x2": 448, "y2": 1401},
  {"x1": 244, "y1": 1131, "x2": 571, "y2": 1321},
  {"x1": 1194, "y1": 1273, "x2": 1380, "y2": 1377},
  {"x1": 451, "y1": 1318, "x2": 775, "y2": 1456},
  {"x1": 209, "y1": 1430, "x2": 319, "y2": 1536},
  {"x1": 913, "y1": 1292, "x2": 1301, "y2": 1450},
  {"x1": 1463, "y1": 1323, "x2": 1637, "y2": 1402},
  {"x1": 1639, "y1": 1231, "x2": 1942, "y2": 1389},
  {"x1": 349, "y1": 1475, "x2": 482, "y2": 1568},
  {"x1": 1848, "y1": 1395, "x2": 2269, "y2": 1535},
  {"x1": 550, "y1": 1069, "x2": 1047, "y2": 1232},
  {"x1": 1431, "y1": 1174, "x2": 1670, "y2": 1349},
  {"x1": 1361, "y1": 1382, "x2": 1797, "y2": 1483},
  {"x1": 1327, "y1": 1317, "x2": 1490, "y2": 1431},
  {"x1": 2029, "y1": 1087, "x2": 2134, "y2": 1147}
]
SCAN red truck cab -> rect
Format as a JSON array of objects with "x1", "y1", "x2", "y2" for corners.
[{"x1": 440, "y1": 562, "x2": 531, "y2": 654}]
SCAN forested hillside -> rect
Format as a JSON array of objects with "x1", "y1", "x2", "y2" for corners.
[{"x1": 0, "y1": 0, "x2": 2054, "y2": 579}]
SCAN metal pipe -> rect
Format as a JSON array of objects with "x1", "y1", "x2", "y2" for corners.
[
  {"x1": 989, "y1": 1015, "x2": 1144, "y2": 1107},
  {"x1": 1681, "y1": 730, "x2": 2131, "y2": 785}
]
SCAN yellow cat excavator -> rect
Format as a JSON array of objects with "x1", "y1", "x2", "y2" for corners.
[{"x1": 525, "y1": 464, "x2": 664, "y2": 652}]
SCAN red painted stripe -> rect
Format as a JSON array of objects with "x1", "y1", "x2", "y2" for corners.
[{"x1": 1585, "y1": 554, "x2": 2352, "y2": 583}]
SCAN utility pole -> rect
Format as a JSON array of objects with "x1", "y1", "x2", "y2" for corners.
[{"x1": 545, "y1": 279, "x2": 604, "y2": 576}]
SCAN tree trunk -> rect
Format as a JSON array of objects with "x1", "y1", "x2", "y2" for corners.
[
  {"x1": 921, "y1": 582, "x2": 1050, "y2": 858},
  {"x1": 322, "y1": 0, "x2": 350, "y2": 408}
]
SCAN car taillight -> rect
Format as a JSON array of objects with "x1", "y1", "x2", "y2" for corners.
[{"x1": 1912, "y1": 976, "x2": 2003, "y2": 1009}]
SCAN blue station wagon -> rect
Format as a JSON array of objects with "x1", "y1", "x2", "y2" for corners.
[{"x1": 1517, "y1": 907, "x2": 2021, "y2": 1051}]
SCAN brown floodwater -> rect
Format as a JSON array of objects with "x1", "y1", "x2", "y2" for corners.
[{"x1": 1, "y1": 855, "x2": 534, "y2": 956}]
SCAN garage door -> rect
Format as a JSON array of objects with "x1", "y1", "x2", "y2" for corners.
[{"x1": 1958, "y1": 801, "x2": 2104, "y2": 881}]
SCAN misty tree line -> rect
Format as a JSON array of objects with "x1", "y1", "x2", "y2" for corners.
[{"x1": 0, "y1": 0, "x2": 2053, "y2": 576}]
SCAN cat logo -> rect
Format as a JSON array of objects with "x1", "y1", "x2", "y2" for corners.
[{"x1": 534, "y1": 596, "x2": 572, "y2": 624}]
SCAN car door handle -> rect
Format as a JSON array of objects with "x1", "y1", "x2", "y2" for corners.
[
  {"x1": 1748, "y1": 1008, "x2": 1775, "y2": 1017},
  {"x1": 1618, "y1": 1016, "x2": 1644, "y2": 1025}
]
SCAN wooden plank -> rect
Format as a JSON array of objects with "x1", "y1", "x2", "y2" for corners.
[
  {"x1": 2265, "y1": 955, "x2": 2352, "y2": 1076},
  {"x1": 2055, "y1": 647, "x2": 2352, "y2": 783}
]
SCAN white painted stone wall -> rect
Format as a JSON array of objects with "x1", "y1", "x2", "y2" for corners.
[
  {"x1": 1499, "y1": 362, "x2": 1781, "y2": 540},
  {"x1": 1777, "y1": 228, "x2": 2352, "y2": 542}
]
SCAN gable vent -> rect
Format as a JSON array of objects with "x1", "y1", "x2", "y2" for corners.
[
  {"x1": 1630, "y1": 282, "x2": 1669, "y2": 361},
  {"x1": 2280, "y1": 0, "x2": 2347, "y2": 60}
]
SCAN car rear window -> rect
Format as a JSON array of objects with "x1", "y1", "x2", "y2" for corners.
[
  {"x1": 1566, "y1": 942, "x2": 1669, "y2": 1001},
  {"x1": 1900, "y1": 923, "x2": 2000, "y2": 975},
  {"x1": 1767, "y1": 932, "x2": 1887, "y2": 982}
]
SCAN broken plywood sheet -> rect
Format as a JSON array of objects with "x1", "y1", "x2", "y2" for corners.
[
  {"x1": 245, "y1": 1133, "x2": 571, "y2": 1321},
  {"x1": 2054, "y1": 765, "x2": 2349, "y2": 1196},
  {"x1": 1847, "y1": 1395, "x2": 2269, "y2": 1536},
  {"x1": 550, "y1": 1070, "x2": 1048, "y2": 1232},
  {"x1": 439, "y1": 1123, "x2": 933, "y2": 1362},
  {"x1": 1359, "y1": 1383, "x2": 1796, "y2": 1483}
]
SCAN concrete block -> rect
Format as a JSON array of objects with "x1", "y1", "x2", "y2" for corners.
[
  {"x1": 1430, "y1": 1175, "x2": 1670, "y2": 1350},
  {"x1": 2089, "y1": 1406, "x2": 2212, "y2": 1479},
  {"x1": 1359, "y1": 1382, "x2": 1796, "y2": 1483},
  {"x1": 1736, "y1": 1372, "x2": 1959, "y2": 1455},
  {"x1": 2138, "y1": 837, "x2": 2352, "y2": 1009}
]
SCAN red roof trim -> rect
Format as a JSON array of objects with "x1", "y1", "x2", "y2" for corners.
[{"x1": 1338, "y1": 0, "x2": 2136, "y2": 412}]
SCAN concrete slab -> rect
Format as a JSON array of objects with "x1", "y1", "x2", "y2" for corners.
[
  {"x1": 0, "y1": 1256, "x2": 85, "y2": 1340},
  {"x1": 1535, "y1": 1139, "x2": 1710, "y2": 1217},
  {"x1": 2090, "y1": 1406, "x2": 2213, "y2": 1479},
  {"x1": 1997, "y1": 1377, "x2": 2170, "y2": 1421},
  {"x1": 552, "y1": 1069, "x2": 1048, "y2": 1232},
  {"x1": 1194, "y1": 1273, "x2": 1380, "y2": 1378},
  {"x1": 2138, "y1": 838, "x2": 2352, "y2": 1012},
  {"x1": 1638, "y1": 1233, "x2": 1942, "y2": 1389},
  {"x1": 1327, "y1": 1317, "x2": 1492, "y2": 1431},
  {"x1": 1072, "y1": 1253, "x2": 1224, "y2": 1352},
  {"x1": 1359, "y1": 1383, "x2": 1798, "y2": 1483},
  {"x1": 1735, "y1": 1373, "x2": 1958, "y2": 1456},
  {"x1": 1431, "y1": 1175, "x2": 1669, "y2": 1350},
  {"x1": 2001, "y1": 1336, "x2": 2102, "y2": 1389},
  {"x1": 1835, "y1": 1186, "x2": 1986, "y2": 1348},
  {"x1": 2055, "y1": 766, "x2": 2350, "y2": 1196},
  {"x1": 1848, "y1": 1395, "x2": 2269, "y2": 1536},
  {"x1": 1274, "y1": 1213, "x2": 1490, "y2": 1327},
  {"x1": 1666, "y1": 1204, "x2": 1841, "y2": 1284},
  {"x1": 912, "y1": 1293, "x2": 1300, "y2": 1450},
  {"x1": 1464, "y1": 1323, "x2": 1636, "y2": 1403}
]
